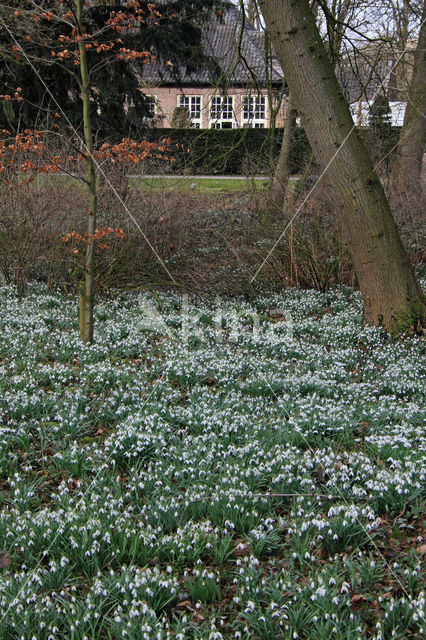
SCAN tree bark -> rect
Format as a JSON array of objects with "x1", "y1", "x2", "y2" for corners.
[
  {"x1": 258, "y1": 0, "x2": 424, "y2": 331},
  {"x1": 270, "y1": 91, "x2": 297, "y2": 208},
  {"x1": 390, "y1": 0, "x2": 426, "y2": 199},
  {"x1": 76, "y1": 0, "x2": 97, "y2": 343}
]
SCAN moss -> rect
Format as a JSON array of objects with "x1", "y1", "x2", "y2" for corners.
[{"x1": 392, "y1": 297, "x2": 426, "y2": 336}]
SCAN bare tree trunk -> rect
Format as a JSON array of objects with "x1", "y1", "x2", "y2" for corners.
[
  {"x1": 270, "y1": 91, "x2": 297, "y2": 208},
  {"x1": 76, "y1": 0, "x2": 97, "y2": 343},
  {"x1": 390, "y1": 0, "x2": 426, "y2": 199},
  {"x1": 258, "y1": 0, "x2": 424, "y2": 332}
]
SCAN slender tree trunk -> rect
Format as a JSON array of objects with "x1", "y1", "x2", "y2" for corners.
[
  {"x1": 247, "y1": 0, "x2": 261, "y2": 29},
  {"x1": 270, "y1": 91, "x2": 297, "y2": 208},
  {"x1": 258, "y1": 0, "x2": 424, "y2": 331},
  {"x1": 390, "y1": 0, "x2": 426, "y2": 199},
  {"x1": 76, "y1": 0, "x2": 97, "y2": 343}
]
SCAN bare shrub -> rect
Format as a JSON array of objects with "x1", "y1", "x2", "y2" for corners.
[
  {"x1": 252, "y1": 174, "x2": 424, "y2": 294},
  {"x1": 94, "y1": 178, "x2": 260, "y2": 295},
  {"x1": 387, "y1": 181, "x2": 425, "y2": 276},
  {"x1": 1, "y1": 162, "x2": 422, "y2": 299},
  {"x1": 0, "y1": 178, "x2": 86, "y2": 292}
]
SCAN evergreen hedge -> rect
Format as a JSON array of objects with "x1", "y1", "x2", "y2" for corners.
[
  {"x1": 145, "y1": 126, "x2": 400, "y2": 176},
  {"x1": 145, "y1": 127, "x2": 310, "y2": 175}
]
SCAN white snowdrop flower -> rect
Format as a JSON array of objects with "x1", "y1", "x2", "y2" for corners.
[{"x1": 341, "y1": 582, "x2": 351, "y2": 593}]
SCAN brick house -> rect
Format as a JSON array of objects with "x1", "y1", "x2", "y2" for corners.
[{"x1": 140, "y1": 5, "x2": 286, "y2": 130}]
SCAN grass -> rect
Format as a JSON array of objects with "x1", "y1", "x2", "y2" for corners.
[
  {"x1": 33, "y1": 173, "x2": 269, "y2": 194},
  {"x1": 129, "y1": 175, "x2": 270, "y2": 193},
  {"x1": 0, "y1": 283, "x2": 425, "y2": 639}
]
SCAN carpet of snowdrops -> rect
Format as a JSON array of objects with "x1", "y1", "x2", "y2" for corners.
[{"x1": 0, "y1": 282, "x2": 425, "y2": 640}]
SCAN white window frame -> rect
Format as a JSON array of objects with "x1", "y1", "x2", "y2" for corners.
[
  {"x1": 143, "y1": 94, "x2": 157, "y2": 119},
  {"x1": 209, "y1": 95, "x2": 236, "y2": 129},
  {"x1": 127, "y1": 94, "x2": 158, "y2": 120},
  {"x1": 178, "y1": 95, "x2": 202, "y2": 128},
  {"x1": 241, "y1": 95, "x2": 266, "y2": 128}
]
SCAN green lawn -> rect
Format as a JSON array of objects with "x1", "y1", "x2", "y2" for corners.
[
  {"x1": 33, "y1": 174, "x2": 270, "y2": 194},
  {"x1": 130, "y1": 175, "x2": 270, "y2": 193}
]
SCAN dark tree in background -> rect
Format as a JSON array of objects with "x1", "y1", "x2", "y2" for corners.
[
  {"x1": 0, "y1": 0, "x2": 229, "y2": 140},
  {"x1": 369, "y1": 94, "x2": 393, "y2": 171}
]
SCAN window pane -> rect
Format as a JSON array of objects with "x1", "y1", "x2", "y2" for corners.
[
  {"x1": 255, "y1": 97, "x2": 265, "y2": 118},
  {"x1": 223, "y1": 97, "x2": 233, "y2": 119},
  {"x1": 243, "y1": 97, "x2": 254, "y2": 119},
  {"x1": 179, "y1": 96, "x2": 201, "y2": 125},
  {"x1": 210, "y1": 97, "x2": 221, "y2": 118},
  {"x1": 145, "y1": 96, "x2": 156, "y2": 117},
  {"x1": 191, "y1": 97, "x2": 201, "y2": 118},
  {"x1": 242, "y1": 95, "x2": 266, "y2": 127},
  {"x1": 210, "y1": 96, "x2": 233, "y2": 119}
]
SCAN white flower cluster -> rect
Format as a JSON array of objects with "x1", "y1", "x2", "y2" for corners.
[{"x1": 0, "y1": 283, "x2": 424, "y2": 638}]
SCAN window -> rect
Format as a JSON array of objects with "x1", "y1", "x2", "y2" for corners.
[
  {"x1": 242, "y1": 96, "x2": 266, "y2": 128},
  {"x1": 127, "y1": 94, "x2": 157, "y2": 120},
  {"x1": 144, "y1": 95, "x2": 156, "y2": 118},
  {"x1": 179, "y1": 95, "x2": 202, "y2": 128},
  {"x1": 210, "y1": 96, "x2": 235, "y2": 129}
]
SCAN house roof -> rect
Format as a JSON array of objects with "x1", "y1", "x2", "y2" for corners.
[{"x1": 143, "y1": 6, "x2": 284, "y2": 87}]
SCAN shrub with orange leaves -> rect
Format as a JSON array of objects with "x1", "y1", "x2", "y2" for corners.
[
  {"x1": 0, "y1": 129, "x2": 172, "y2": 187},
  {"x1": 62, "y1": 226, "x2": 126, "y2": 256}
]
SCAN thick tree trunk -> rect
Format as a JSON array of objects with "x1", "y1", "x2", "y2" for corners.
[
  {"x1": 76, "y1": 0, "x2": 97, "y2": 343},
  {"x1": 390, "y1": 0, "x2": 426, "y2": 199},
  {"x1": 270, "y1": 91, "x2": 297, "y2": 209},
  {"x1": 258, "y1": 0, "x2": 424, "y2": 331}
]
